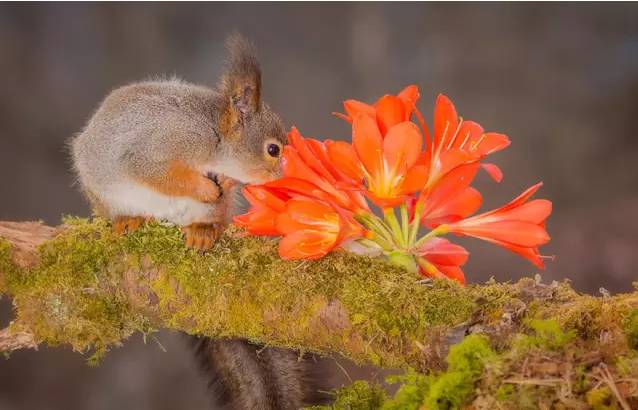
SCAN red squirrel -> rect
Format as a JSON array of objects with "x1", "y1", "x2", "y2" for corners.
[
  {"x1": 72, "y1": 35, "x2": 285, "y2": 250},
  {"x1": 71, "y1": 35, "x2": 329, "y2": 409}
]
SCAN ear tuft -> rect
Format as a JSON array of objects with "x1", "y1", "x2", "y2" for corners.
[{"x1": 219, "y1": 33, "x2": 262, "y2": 126}]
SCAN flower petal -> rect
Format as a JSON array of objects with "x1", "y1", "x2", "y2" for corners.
[
  {"x1": 420, "y1": 162, "x2": 480, "y2": 215},
  {"x1": 417, "y1": 238, "x2": 469, "y2": 266},
  {"x1": 469, "y1": 132, "x2": 510, "y2": 157},
  {"x1": 453, "y1": 121, "x2": 484, "y2": 150},
  {"x1": 400, "y1": 165, "x2": 429, "y2": 195},
  {"x1": 352, "y1": 114, "x2": 384, "y2": 177},
  {"x1": 276, "y1": 199, "x2": 338, "y2": 234},
  {"x1": 433, "y1": 94, "x2": 459, "y2": 150},
  {"x1": 244, "y1": 185, "x2": 288, "y2": 212},
  {"x1": 278, "y1": 229, "x2": 336, "y2": 260},
  {"x1": 343, "y1": 99, "x2": 375, "y2": 120},
  {"x1": 287, "y1": 128, "x2": 336, "y2": 183},
  {"x1": 454, "y1": 220, "x2": 550, "y2": 248},
  {"x1": 398, "y1": 85, "x2": 420, "y2": 112},
  {"x1": 422, "y1": 187, "x2": 483, "y2": 227},
  {"x1": 383, "y1": 121, "x2": 423, "y2": 172},
  {"x1": 481, "y1": 163, "x2": 503, "y2": 183},
  {"x1": 437, "y1": 265, "x2": 466, "y2": 284},
  {"x1": 498, "y1": 199, "x2": 552, "y2": 225},
  {"x1": 326, "y1": 140, "x2": 365, "y2": 182},
  {"x1": 375, "y1": 95, "x2": 406, "y2": 135}
]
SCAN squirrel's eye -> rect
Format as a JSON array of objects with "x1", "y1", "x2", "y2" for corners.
[{"x1": 266, "y1": 143, "x2": 281, "y2": 158}]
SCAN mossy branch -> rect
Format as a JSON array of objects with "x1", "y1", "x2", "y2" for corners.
[{"x1": 1, "y1": 218, "x2": 637, "y2": 408}]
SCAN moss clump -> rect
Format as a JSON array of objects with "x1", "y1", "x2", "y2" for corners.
[
  {"x1": 495, "y1": 384, "x2": 515, "y2": 402},
  {"x1": 1, "y1": 218, "x2": 481, "y2": 368},
  {"x1": 4, "y1": 218, "x2": 149, "y2": 361},
  {"x1": 0, "y1": 238, "x2": 16, "y2": 294},
  {"x1": 514, "y1": 319, "x2": 576, "y2": 351},
  {"x1": 311, "y1": 335, "x2": 496, "y2": 410},
  {"x1": 586, "y1": 387, "x2": 616, "y2": 410},
  {"x1": 382, "y1": 371, "x2": 430, "y2": 410},
  {"x1": 422, "y1": 334, "x2": 495, "y2": 410},
  {"x1": 623, "y1": 309, "x2": 638, "y2": 350},
  {"x1": 306, "y1": 381, "x2": 386, "y2": 410}
]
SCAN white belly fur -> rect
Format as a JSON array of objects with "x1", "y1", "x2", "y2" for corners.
[{"x1": 101, "y1": 182, "x2": 215, "y2": 226}]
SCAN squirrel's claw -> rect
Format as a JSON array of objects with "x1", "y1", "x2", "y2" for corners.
[
  {"x1": 113, "y1": 216, "x2": 153, "y2": 235},
  {"x1": 204, "y1": 173, "x2": 238, "y2": 202},
  {"x1": 181, "y1": 223, "x2": 223, "y2": 252}
]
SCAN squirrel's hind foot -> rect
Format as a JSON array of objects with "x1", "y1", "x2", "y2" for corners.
[
  {"x1": 181, "y1": 223, "x2": 224, "y2": 251},
  {"x1": 113, "y1": 216, "x2": 153, "y2": 235}
]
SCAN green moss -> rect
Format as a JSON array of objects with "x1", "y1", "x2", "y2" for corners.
[
  {"x1": 586, "y1": 387, "x2": 616, "y2": 410},
  {"x1": 617, "y1": 353, "x2": 638, "y2": 377},
  {"x1": 422, "y1": 334, "x2": 496, "y2": 410},
  {"x1": 514, "y1": 319, "x2": 576, "y2": 351},
  {"x1": 495, "y1": 384, "x2": 515, "y2": 402},
  {"x1": 382, "y1": 371, "x2": 430, "y2": 410},
  {"x1": 1, "y1": 218, "x2": 482, "y2": 367},
  {"x1": 307, "y1": 381, "x2": 386, "y2": 410},
  {"x1": 623, "y1": 309, "x2": 638, "y2": 350},
  {"x1": 0, "y1": 238, "x2": 16, "y2": 294},
  {"x1": 310, "y1": 334, "x2": 496, "y2": 410},
  {"x1": 3, "y1": 218, "x2": 149, "y2": 361}
]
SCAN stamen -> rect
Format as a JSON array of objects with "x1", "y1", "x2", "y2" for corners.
[
  {"x1": 446, "y1": 118, "x2": 464, "y2": 151},
  {"x1": 470, "y1": 134, "x2": 487, "y2": 152},
  {"x1": 539, "y1": 254, "x2": 556, "y2": 261},
  {"x1": 459, "y1": 130, "x2": 472, "y2": 150}
]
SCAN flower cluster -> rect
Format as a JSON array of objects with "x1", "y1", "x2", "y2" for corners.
[{"x1": 234, "y1": 85, "x2": 552, "y2": 283}]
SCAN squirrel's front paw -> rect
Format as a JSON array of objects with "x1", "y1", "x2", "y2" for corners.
[
  {"x1": 181, "y1": 223, "x2": 224, "y2": 251},
  {"x1": 202, "y1": 173, "x2": 238, "y2": 202},
  {"x1": 194, "y1": 177, "x2": 223, "y2": 203},
  {"x1": 213, "y1": 174, "x2": 238, "y2": 192}
]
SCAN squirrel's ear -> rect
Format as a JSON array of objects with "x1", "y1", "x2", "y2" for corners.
[{"x1": 218, "y1": 34, "x2": 262, "y2": 132}]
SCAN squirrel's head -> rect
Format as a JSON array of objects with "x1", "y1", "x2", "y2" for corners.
[{"x1": 216, "y1": 34, "x2": 285, "y2": 184}]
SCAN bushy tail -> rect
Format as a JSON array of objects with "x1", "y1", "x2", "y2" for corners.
[{"x1": 190, "y1": 336, "x2": 331, "y2": 410}]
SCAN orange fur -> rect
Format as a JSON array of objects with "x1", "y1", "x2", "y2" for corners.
[
  {"x1": 113, "y1": 216, "x2": 153, "y2": 235},
  {"x1": 181, "y1": 223, "x2": 224, "y2": 251},
  {"x1": 144, "y1": 160, "x2": 221, "y2": 203}
]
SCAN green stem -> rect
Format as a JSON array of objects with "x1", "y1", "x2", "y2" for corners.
[
  {"x1": 354, "y1": 212, "x2": 395, "y2": 247},
  {"x1": 362, "y1": 234, "x2": 393, "y2": 251},
  {"x1": 408, "y1": 202, "x2": 423, "y2": 247},
  {"x1": 384, "y1": 208, "x2": 405, "y2": 248},
  {"x1": 413, "y1": 225, "x2": 449, "y2": 249},
  {"x1": 400, "y1": 204, "x2": 410, "y2": 247}
]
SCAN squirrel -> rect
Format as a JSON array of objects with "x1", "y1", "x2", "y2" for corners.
[
  {"x1": 71, "y1": 34, "x2": 285, "y2": 251},
  {"x1": 71, "y1": 35, "x2": 330, "y2": 409}
]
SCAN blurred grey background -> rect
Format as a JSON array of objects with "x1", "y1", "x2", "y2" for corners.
[{"x1": 1, "y1": 3, "x2": 637, "y2": 409}]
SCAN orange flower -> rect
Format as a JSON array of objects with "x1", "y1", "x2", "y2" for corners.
[
  {"x1": 441, "y1": 182, "x2": 551, "y2": 268},
  {"x1": 328, "y1": 115, "x2": 428, "y2": 208},
  {"x1": 276, "y1": 198, "x2": 366, "y2": 260},
  {"x1": 417, "y1": 94, "x2": 510, "y2": 187},
  {"x1": 416, "y1": 163, "x2": 483, "y2": 228},
  {"x1": 335, "y1": 85, "x2": 421, "y2": 136},
  {"x1": 283, "y1": 128, "x2": 368, "y2": 212},
  {"x1": 415, "y1": 238, "x2": 468, "y2": 284},
  {"x1": 233, "y1": 185, "x2": 288, "y2": 235}
]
